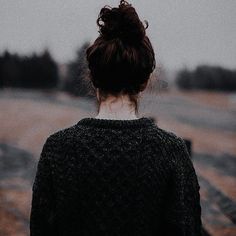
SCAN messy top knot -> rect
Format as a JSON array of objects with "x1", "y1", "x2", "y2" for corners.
[
  {"x1": 97, "y1": 0, "x2": 148, "y2": 45},
  {"x1": 86, "y1": 0, "x2": 156, "y2": 109}
]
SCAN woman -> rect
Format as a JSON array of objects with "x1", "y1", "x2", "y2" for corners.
[{"x1": 30, "y1": 1, "x2": 202, "y2": 235}]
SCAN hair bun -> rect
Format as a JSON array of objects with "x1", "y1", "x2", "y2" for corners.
[{"x1": 97, "y1": 0, "x2": 148, "y2": 44}]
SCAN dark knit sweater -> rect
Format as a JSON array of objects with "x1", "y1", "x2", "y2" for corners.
[{"x1": 30, "y1": 117, "x2": 202, "y2": 236}]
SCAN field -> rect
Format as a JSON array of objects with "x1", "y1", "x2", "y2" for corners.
[{"x1": 0, "y1": 88, "x2": 236, "y2": 236}]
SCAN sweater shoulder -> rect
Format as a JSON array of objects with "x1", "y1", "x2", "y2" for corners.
[
  {"x1": 153, "y1": 126, "x2": 195, "y2": 174},
  {"x1": 147, "y1": 125, "x2": 190, "y2": 166},
  {"x1": 44, "y1": 123, "x2": 80, "y2": 151},
  {"x1": 147, "y1": 124, "x2": 185, "y2": 148}
]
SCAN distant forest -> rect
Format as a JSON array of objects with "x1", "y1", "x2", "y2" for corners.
[
  {"x1": 0, "y1": 44, "x2": 236, "y2": 94},
  {"x1": 0, "y1": 42, "x2": 94, "y2": 97},
  {"x1": 176, "y1": 65, "x2": 236, "y2": 91},
  {"x1": 0, "y1": 49, "x2": 58, "y2": 89}
]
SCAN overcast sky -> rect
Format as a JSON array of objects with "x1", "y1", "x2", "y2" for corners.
[{"x1": 0, "y1": 0, "x2": 236, "y2": 71}]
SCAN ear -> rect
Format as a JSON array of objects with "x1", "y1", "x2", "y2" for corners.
[
  {"x1": 139, "y1": 80, "x2": 148, "y2": 92},
  {"x1": 96, "y1": 88, "x2": 99, "y2": 100}
]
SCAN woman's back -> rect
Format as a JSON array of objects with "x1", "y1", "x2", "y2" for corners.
[
  {"x1": 30, "y1": 1, "x2": 202, "y2": 235},
  {"x1": 30, "y1": 117, "x2": 202, "y2": 235}
]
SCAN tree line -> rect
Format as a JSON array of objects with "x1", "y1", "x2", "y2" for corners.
[
  {"x1": 1, "y1": 45, "x2": 236, "y2": 94},
  {"x1": 62, "y1": 42, "x2": 95, "y2": 98},
  {"x1": 0, "y1": 43, "x2": 94, "y2": 97},
  {"x1": 0, "y1": 49, "x2": 58, "y2": 89},
  {"x1": 176, "y1": 65, "x2": 236, "y2": 91}
]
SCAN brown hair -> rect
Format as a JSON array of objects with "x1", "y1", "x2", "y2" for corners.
[{"x1": 86, "y1": 0, "x2": 156, "y2": 113}]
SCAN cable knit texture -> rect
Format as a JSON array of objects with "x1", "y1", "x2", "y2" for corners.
[{"x1": 30, "y1": 117, "x2": 202, "y2": 236}]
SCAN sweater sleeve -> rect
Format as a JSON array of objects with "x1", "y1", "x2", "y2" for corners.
[
  {"x1": 163, "y1": 138, "x2": 203, "y2": 236},
  {"x1": 30, "y1": 136, "x2": 56, "y2": 236}
]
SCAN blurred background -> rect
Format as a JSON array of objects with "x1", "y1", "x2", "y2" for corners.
[{"x1": 0, "y1": 0, "x2": 236, "y2": 235}]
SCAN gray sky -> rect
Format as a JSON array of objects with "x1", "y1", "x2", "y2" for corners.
[{"x1": 1, "y1": 0, "x2": 236, "y2": 71}]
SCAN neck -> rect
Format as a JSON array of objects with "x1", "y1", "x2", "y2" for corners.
[{"x1": 95, "y1": 94, "x2": 138, "y2": 120}]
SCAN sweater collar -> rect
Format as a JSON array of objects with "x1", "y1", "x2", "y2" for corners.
[{"x1": 76, "y1": 116, "x2": 156, "y2": 129}]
